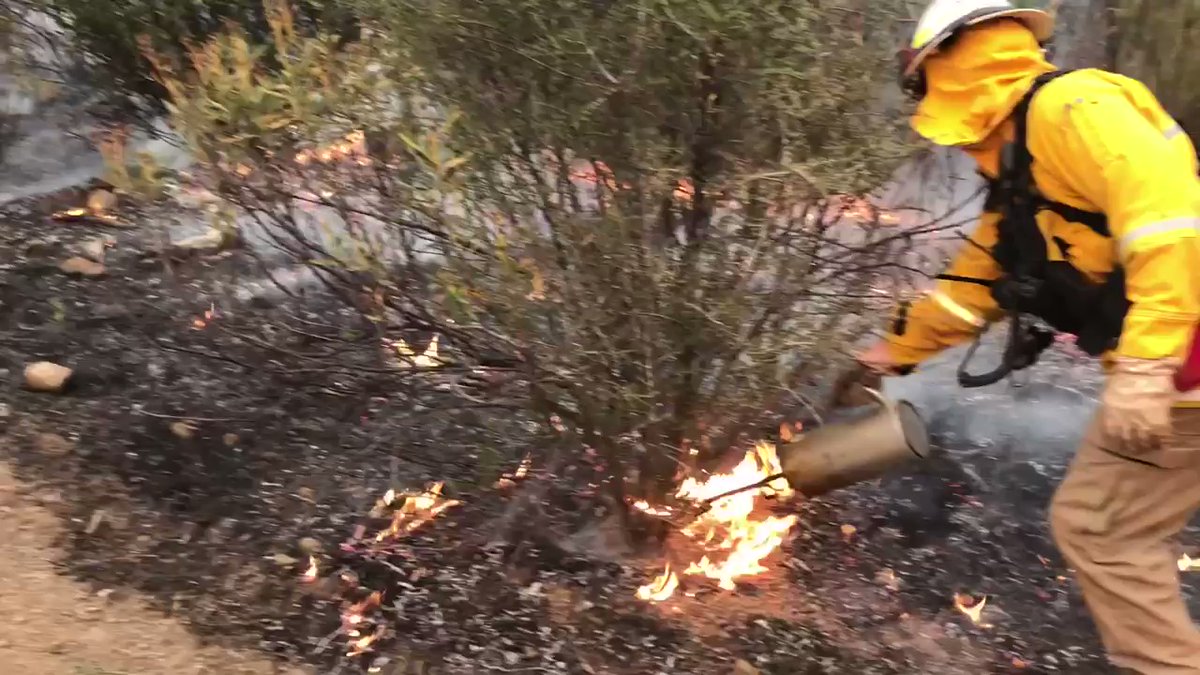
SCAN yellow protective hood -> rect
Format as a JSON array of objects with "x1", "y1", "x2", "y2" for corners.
[{"x1": 912, "y1": 19, "x2": 1055, "y2": 147}]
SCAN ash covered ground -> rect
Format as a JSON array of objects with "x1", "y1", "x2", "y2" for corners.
[{"x1": 3, "y1": 186, "x2": 1198, "y2": 675}]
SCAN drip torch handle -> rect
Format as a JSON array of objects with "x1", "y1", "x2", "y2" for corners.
[{"x1": 698, "y1": 472, "x2": 788, "y2": 507}]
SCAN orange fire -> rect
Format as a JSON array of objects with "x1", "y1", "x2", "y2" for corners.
[
  {"x1": 301, "y1": 556, "x2": 319, "y2": 583},
  {"x1": 295, "y1": 130, "x2": 371, "y2": 166},
  {"x1": 1179, "y1": 553, "x2": 1200, "y2": 572},
  {"x1": 635, "y1": 441, "x2": 797, "y2": 601},
  {"x1": 636, "y1": 563, "x2": 680, "y2": 602},
  {"x1": 374, "y1": 482, "x2": 461, "y2": 542},
  {"x1": 954, "y1": 593, "x2": 992, "y2": 627},
  {"x1": 347, "y1": 627, "x2": 385, "y2": 657},
  {"x1": 495, "y1": 454, "x2": 533, "y2": 489},
  {"x1": 831, "y1": 195, "x2": 902, "y2": 226},
  {"x1": 192, "y1": 303, "x2": 217, "y2": 330}
]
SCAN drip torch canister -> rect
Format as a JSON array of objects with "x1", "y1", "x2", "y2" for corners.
[{"x1": 778, "y1": 388, "x2": 931, "y2": 497}]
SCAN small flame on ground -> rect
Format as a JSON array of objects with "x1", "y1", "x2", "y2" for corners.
[
  {"x1": 192, "y1": 303, "x2": 217, "y2": 330},
  {"x1": 374, "y1": 482, "x2": 461, "y2": 542},
  {"x1": 1179, "y1": 553, "x2": 1200, "y2": 571},
  {"x1": 347, "y1": 628, "x2": 384, "y2": 657},
  {"x1": 632, "y1": 500, "x2": 674, "y2": 518},
  {"x1": 495, "y1": 454, "x2": 533, "y2": 489},
  {"x1": 343, "y1": 591, "x2": 382, "y2": 629},
  {"x1": 636, "y1": 441, "x2": 797, "y2": 601},
  {"x1": 296, "y1": 130, "x2": 371, "y2": 167},
  {"x1": 301, "y1": 556, "x2": 319, "y2": 583},
  {"x1": 954, "y1": 593, "x2": 991, "y2": 627},
  {"x1": 636, "y1": 564, "x2": 679, "y2": 602}
]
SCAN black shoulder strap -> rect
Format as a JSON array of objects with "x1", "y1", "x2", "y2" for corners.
[{"x1": 1012, "y1": 69, "x2": 1111, "y2": 238}]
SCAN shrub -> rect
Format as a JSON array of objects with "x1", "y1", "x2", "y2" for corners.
[
  {"x1": 41, "y1": 0, "x2": 356, "y2": 118},
  {"x1": 145, "y1": 0, "x2": 950, "y2": 539}
]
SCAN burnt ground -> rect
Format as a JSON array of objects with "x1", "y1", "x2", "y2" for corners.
[{"x1": 0, "y1": 188, "x2": 1178, "y2": 675}]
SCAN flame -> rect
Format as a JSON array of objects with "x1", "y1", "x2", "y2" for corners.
[
  {"x1": 494, "y1": 454, "x2": 533, "y2": 489},
  {"x1": 192, "y1": 303, "x2": 217, "y2": 330},
  {"x1": 954, "y1": 593, "x2": 992, "y2": 627},
  {"x1": 374, "y1": 482, "x2": 461, "y2": 542},
  {"x1": 831, "y1": 195, "x2": 902, "y2": 226},
  {"x1": 296, "y1": 130, "x2": 370, "y2": 166},
  {"x1": 391, "y1": 335, "x2": 442, "y2": 369},
  {"x1": 347, "y1": 628, "x2": 384, "y2": 657},
  {"x1": 636, "y1": 441, "x2": 797, "y2": 601},
  {"x1": 1179, "y1": 553, "x2": 1200, "y2": 571},
  {"x1": 632, "y1": 500, "x2": 674, "y2": 518},
  {"x1": 301, "y1": 556, "x2": 319, "y2": 583},
  {"x1": 636, "y1": 564, "x2": 679, "y2": 602}
]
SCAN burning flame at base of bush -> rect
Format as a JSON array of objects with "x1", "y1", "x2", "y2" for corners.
[
  {"x1": 372, "y1": 482, "x2": 461, "y2": 542},
  {"x1": 635, "y1": 441, "x2": 797, "y2": 602}
]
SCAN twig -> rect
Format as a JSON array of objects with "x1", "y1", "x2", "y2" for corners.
[{"x1": 133, "y1": 408, "x2": 244, "y2": 423}]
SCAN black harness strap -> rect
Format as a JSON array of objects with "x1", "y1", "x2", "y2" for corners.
[{"x1": 935, "y1": 273, "x2": 992, "y2": 288}]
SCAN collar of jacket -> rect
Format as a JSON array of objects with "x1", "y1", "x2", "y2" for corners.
[{"x1": 911, "y1": 19, "x2": 1055, "y2": 147}]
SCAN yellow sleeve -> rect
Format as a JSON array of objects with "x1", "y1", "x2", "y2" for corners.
[
  {"x1": 883, "y1": 213, "x2": 1007, "y2": 365},
  {"x1": 1048, "y1": 91, "x2": 1200, "y2": 360}
]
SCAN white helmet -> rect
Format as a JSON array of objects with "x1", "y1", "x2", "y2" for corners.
[{"x1": 899, "y1": 1, "x2": 1055, "y2": 99}]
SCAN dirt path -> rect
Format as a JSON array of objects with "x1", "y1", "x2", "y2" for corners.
[{"x1": 0, "y1": 461, "x2": 305, "y2": 675}]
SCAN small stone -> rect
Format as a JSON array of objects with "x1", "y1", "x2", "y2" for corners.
[
  {"x1": 732, "y1": 659, "x2": 760, "y2": 675},
  {"x1": 297, "y1": 486, "x2": 315, "y2": 501},
  {"x1": 272, "y1": 553, "x2": 299, "y2": 567},
  {"x1": 80, "y1": 238, "x2": 108, "y2": 262},
  {"x1": 84, "y1": 509, "x2": 107, "y2": 535},
  {"x1": 34, "y1": 432, "x2": 73, "y2": 457},
  {"x1": 298, "y1": 537, "x2": 321, "y2": 554},
  {"x1": 169, "y1": 421, "x2": 196, "y2": 440},
  {"x1": 24, "y1": 237, "x2": 62, "y2": 256},
  {"x1": 0, "y1": 403, "x2": 10, "y2": 418},
  {"x1": 222, "y1": 432, "x2": 239, "y2": 447},
  {"x1": 59, "y1": 256, "x2": 106, "y2": 277},
  {"x1": 24, "y1": 361, "x2": 73, "y2": 392},
  {"x1": 172, "y1": 228, "x2": 237, "y2": 253},
  {"x1": 96, "y1": 588, "x2": 115, "y2": 601},
  {"x1": 87, "y1": 189, "x2": 118, "y2": 214}
]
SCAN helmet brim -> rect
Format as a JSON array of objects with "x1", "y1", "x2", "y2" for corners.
[{"x1": 901, "y1": 9, "x2": 1055, "y2": 79}]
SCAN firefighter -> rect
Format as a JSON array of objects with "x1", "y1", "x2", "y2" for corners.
[{"x1": 859, "y1": 1, "x2": 1200, "y2": 672}]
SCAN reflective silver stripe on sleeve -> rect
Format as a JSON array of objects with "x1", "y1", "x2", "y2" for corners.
[
  {"x1": 930, "y1": 290, "x2": 986, "y2": 328},
  {"x1": 1119, "y1": 217, "x2": 1200, "y2": 257},
  {"x1": 1165, "y1": 124, "x2": 1185, "y2": 141}
]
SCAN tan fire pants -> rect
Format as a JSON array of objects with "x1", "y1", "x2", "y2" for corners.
[{"x1": 1051, "y1": 407, "x2": 1200, "y2": 674}]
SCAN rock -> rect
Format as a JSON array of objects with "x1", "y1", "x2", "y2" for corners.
[
  {"x1": 272, "y1": 553, "x2": 299, "y2": 567},
  {"x1": 34, "y1": 432, "x2": 73, "y2": 457},
  {"x1": 84, "y1": 509, "x2": 107, "y2": 534},
  {"x1": 24, "y1": 237, "x2": 62, "y2": 256},
  {"x1": 298, "y1": 537, "x2": 322, "y2": 554},
  {"x1": 0, "y1": 403, "x2": 10, "y2": 419},
  {"x1": 79, "y1": 238, "x2": 108, "y2": 262},
  {"x1": 172, "y1": 228, "x2": 238, "y2": 254},
  {"x1": 24, "y1": 361, "x2": 73, "y2": 393},
  {"x1": 732, "y1": 660, "x2": 760, "y2": 675},
  {"x1": 87, "y1": 188, "x2": 118, "y2": 214},
  {"x1": 169, "y1": 421, "x2": 196, "y2": 440},
  {"x1": 59, "y1": 256, "x2": 106, "y2": 277}
]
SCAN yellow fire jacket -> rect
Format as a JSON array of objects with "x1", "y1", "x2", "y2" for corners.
[{"x1": 883, "y1": 21, "x2": 1200, "y2": 389}]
